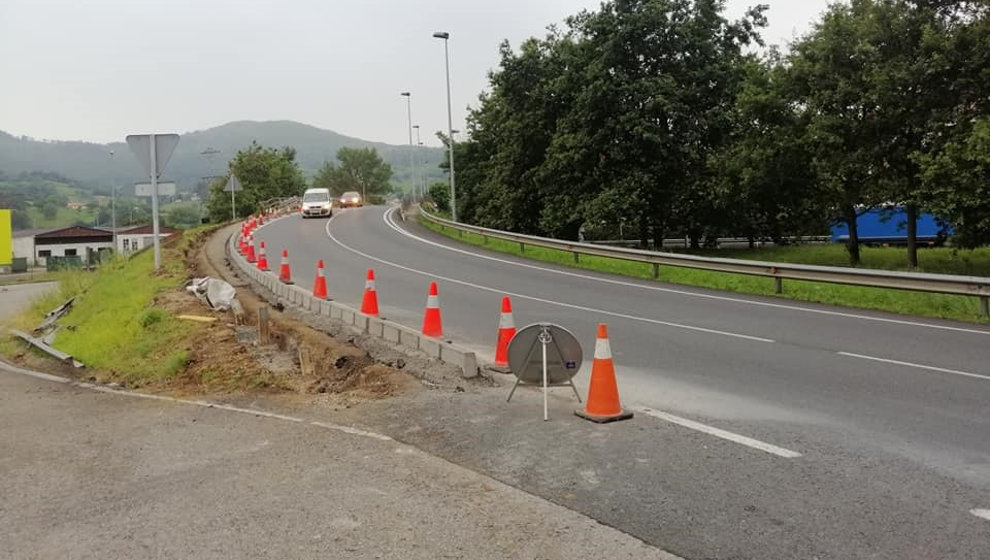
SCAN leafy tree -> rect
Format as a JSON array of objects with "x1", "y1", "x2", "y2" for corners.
[
  {"x1": 206, "y1": 142, "x2": 306, "y2": 222},
  {"x1": 11, "y1": 209, "x2": 30, "y2": 230},
  {"x1": 429, "y1": 181, "x2": 450, "y2": 213},
  {"x1": 42, "y1": 203, "x2": 58, "y2": 220},
  {"x1": 164, "y1": 202, "x2": 203, "y2": 229},
  {"x1": 314, "y1": 147, "x2": 393, "y2": 199},
  {"x1": 710, "y1": 56, "x2": 823, "y2": 244}
]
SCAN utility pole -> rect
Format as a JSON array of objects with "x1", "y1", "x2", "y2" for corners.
[{"x1": 109, "y1": 149, "x2": 117, "y2": 252}]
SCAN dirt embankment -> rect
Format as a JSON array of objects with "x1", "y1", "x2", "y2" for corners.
[{"x1": 183, "y1": 226, "x2": 423, "y2": 404}]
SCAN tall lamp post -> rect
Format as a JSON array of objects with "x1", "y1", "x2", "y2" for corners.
[
  {"x1": 432, "y1": 31, "x2": 456, "y2": 221},
  {"x1": 413, "y1": 124, "x2": 422, "y2": 200},
  {"x1": 400, "y1": 92, "x2": 417, "y2": 202},
  {"x1": 109, "y1": 149, "x2": 117, "y2": 252}
]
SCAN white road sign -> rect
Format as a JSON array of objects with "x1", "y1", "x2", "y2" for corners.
[
  {"x1": 126, "y1": 134, "x2": 180, "y2": 178},
  {"x1": 224, "y1": 175, "x2": 243, "y2": 192},
  {"x1": 135, "y1": 182, "x2": 176, "y2": 197}
]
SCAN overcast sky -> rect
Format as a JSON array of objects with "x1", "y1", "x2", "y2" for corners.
[{"x1": 0, "y1": 0, "x2": 832, "y2": 147}]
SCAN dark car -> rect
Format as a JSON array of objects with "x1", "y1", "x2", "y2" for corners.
[{"x1": 339, "y1": 191, "x2": 363, "y2": 208}]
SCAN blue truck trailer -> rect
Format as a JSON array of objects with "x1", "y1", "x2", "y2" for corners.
[{"x1": 830, "y1": 207, "x2": 949, "y2": 245}]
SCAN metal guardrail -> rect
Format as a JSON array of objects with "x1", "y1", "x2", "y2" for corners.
[{"x1": 419, "y1": 206, "x2": 990, "y2": 318}]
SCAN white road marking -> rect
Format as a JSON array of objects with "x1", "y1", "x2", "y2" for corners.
[
  {"x1": 0, "y1": 359, "x2": 394, "y2": 443},
  {"x1": 324, "y1": 213, "x2": 774, "y2": 344},
  {"x1": 382, "y1": 207, "x2": 990, "y2": 337},
  {"x1": 971, "y1": 509, "x2": 990, "y2": 521},
  {"x1": 635, "y1": 406, "x2": 803, "y2": 459},
  {"x1": 837, "y1": 352, "x2": 990, "y2": 382}
]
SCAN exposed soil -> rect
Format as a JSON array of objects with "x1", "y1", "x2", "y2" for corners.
[{"x1": 184, "y1": 225, "x2": 420, "y2": 404}]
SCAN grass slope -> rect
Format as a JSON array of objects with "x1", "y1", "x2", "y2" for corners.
[
  {"x1": 5, "y1": 246, "x2": 192, "y2": 385},
  {"x1": 420, "y1": 218, "x2": 988, "y2": 323}
]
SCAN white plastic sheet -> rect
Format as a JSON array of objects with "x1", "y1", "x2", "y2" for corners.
[{"x1": 187, "y1": 277, "x2": 238, "y2": 311}]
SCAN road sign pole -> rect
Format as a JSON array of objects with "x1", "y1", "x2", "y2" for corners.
[
  {"x1": 149, "y1": 135, "x2": 161, "y2": 271},
  {"x1": 540, "y1": 327, "x2": 552, "y2": 421},
  {"x1": 231, "y1": 188, "x2": 236, "y2": 221}
]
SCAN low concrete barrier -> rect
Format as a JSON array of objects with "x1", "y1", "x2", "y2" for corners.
[{"x1": 227, "y1": 222, "x2": 479, "y2": 378}]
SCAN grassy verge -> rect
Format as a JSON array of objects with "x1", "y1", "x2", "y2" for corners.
[
  {"x1": 683, "y1": 243, "x2": 990, "y2": 277},
  {"x1": 4, "y1": 247, "x2": 194, "y2": 386},
  {"x1": 420, "y1": 218, "x2": 988, "y2": 323}
]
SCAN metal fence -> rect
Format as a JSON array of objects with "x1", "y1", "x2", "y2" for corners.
[{"x1": 418, "y1": 206, "x2": 990, "y2": 318}]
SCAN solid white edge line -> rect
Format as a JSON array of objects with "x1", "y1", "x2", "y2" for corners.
[
  {"x1": 837, "y1": 352, "x2": 990, "y2": 382},
  {"x1": 635, "y1": 406, "x2": 803, "y2": 459},
  {"x1": 970, "y1": 509, "x2": 990, "y2": 521},
  {"x1": 321, "y1": 209, "x2": 774, "y2": 344},
  {"x1": 388, "y1": 207, "x2": 990, "y2": 337},
  {"x1": 0, "y1": 359, "x2": 394, "y2": 443}
]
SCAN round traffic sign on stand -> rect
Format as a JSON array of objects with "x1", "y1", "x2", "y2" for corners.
[{"x1": 506, "y1": 323, "x2": 584, "y2": 420}]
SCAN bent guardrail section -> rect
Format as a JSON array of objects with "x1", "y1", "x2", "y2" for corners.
[{"x1": 419, "y1": 206, "x2": 990, "y2": 318}]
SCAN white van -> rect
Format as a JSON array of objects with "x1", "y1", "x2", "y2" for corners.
[{"x1": 301, "y1": 188, "x2": 333, "y2": 218}]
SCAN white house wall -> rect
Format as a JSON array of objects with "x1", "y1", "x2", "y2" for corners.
[{"x1": 36, "y1": 241, "x2": 114, "y2": 266}]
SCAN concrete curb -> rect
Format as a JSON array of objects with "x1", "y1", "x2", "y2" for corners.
[{"x1": 226, "y1": 216, "x2": 479, "y2": 378}]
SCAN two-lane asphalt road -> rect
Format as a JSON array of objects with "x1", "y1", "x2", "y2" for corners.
[{"x1": 255, "y1": 205, "x2": 990, "y2": 557}]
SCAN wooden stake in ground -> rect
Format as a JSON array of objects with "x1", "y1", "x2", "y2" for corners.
[{"x1": 258, "y1": 306, "x2": 270, "y2": 345}]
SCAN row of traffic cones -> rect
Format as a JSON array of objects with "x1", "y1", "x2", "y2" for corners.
[{"x1": 240, "y1": 237, "x2": 631, "y2": 424}]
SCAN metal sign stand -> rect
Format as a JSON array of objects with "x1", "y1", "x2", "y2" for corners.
[
  {"x1": 506, "y1": 323, "x2": 583, "y2": 421},
  {"x1": 125, "y1": 133, "x2": 179, "y2": 271},
  {"x1": 225, "y1": 175, "x2": 243, "y2": 221}
]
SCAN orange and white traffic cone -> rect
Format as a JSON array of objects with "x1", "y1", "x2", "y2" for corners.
[
  {"x1": 246, "y1": 234, "x2": 256, "y2": 263},
  {"x1": 421, "y1": 281, "x2": 443, "y2": 338},
  {"x1": 360, "y1": 268, "x2": 379, "y2": 316},
  {"x1": 313, "y1": 259, "x2": 328, "y2": 299},
  {"x1": 493, "y1": 296, "x2": 515, "y2": 368},
  {"x1": 575, "y1": 323, "x2": 633, "y2": 423},
  {"x1": 257, "y1": 241, "x2": 269, "y2": 271},
  {"x1": 278, "y1": 249, "x2": 293, "y2": 284},
  {"x1": 239, "y1": 227, "x2": 247, "y2": 254}
]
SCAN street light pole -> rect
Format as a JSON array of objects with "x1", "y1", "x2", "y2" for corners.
[
  {"x1": 413, "y1": 124, "x2": 422, "y2": 200},
  {"x1": 433, "y1": 31, "x2": 456, "y2": 222},
  {"x1": 401, "y1": 92, "x2": 416, "y2": 202},
  {"x1": 109, "y1": 149, "x2": 117, "y2": 252}
]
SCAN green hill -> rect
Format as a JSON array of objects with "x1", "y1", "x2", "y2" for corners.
[{"x1": 0, "y1": 120, "x2": 446, "y2": 194}]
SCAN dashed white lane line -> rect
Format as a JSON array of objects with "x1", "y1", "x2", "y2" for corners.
[
  {"x1": 837, "y1": 352, "x2": 990, "y2": 382},
  {"x1": 382, "y1": 207, "x2": 990, "y2": 337},
  {"x1": 971, "y1": 509, "x2": 990, "y2": 521},
  {"x1": 635, "y1": 406, "x2": 803, "y2": 459},
  {"x1": 324, "y1": 211, "x2": 775, "y2": 344}
]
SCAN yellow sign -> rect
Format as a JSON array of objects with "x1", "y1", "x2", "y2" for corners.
[{"x1": 0, "y1": 209, "x2": 11, "y2": 266}]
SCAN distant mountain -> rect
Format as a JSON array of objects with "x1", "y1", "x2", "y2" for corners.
[{"x1": 0, "y1": 120, "x2": 445, "y2": 193}]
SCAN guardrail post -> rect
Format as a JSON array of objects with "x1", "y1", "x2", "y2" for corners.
[
  {"x1": 652, "y1": 263, "x2": 660, "y2": 279},
  {"x1": 981, "y1": 295, "x2": 989, "y2": 319},
  {"x1": 774, "y1": 277, "x2": 783, "y2": 294},
  {"x1": 573, "y1": 251, "x2": 579, "y2": 264},
  {"x1": 458, "y1": 229, "x2": 463, "y2": 238},
  {"x1": 519, "y1": 242, "x2": 525, "y2": 253},
  {"x1": 482, "y1": 235, "x2": 488, "y2": 244}
]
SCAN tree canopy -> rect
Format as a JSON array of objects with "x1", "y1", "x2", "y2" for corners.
[
  {"x1": 446, "y1": 0, "x2": 990, "y2": 263},
  {"x1": 206, "y1": 142, "x2": 306, "y2": 222},
  {"x1": 312, "y1": 147, "x2": 393, "y2": 199}
]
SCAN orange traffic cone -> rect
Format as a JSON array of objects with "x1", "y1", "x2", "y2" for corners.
[
  {"x1": 575, "y1": 324, "x2": 633, "y2": 423},
  {"x1": 494, "y1": 296, "x2": 515, "y2": 368},
  {"x1": 239, "y1": 227, "x2": 247, "y2": 254},
  {"x1": 421, "y1": 281, "x2": 443, "y2": 338},
  {"x1": 257, "y1": 241, "x2": 269, "y2": 271},
  {"x1": 278, "y1": 249, "x2": 293, "y2": 284},
  {"x1": 313, "y1": 259, "x2": 328, "y2": 299},
  {"x1": 246, "y1": 234, "x2": 256, "y2": 263},
  {"x1": 360, "y1": 268, "x2": 379, "y2": 316}
]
